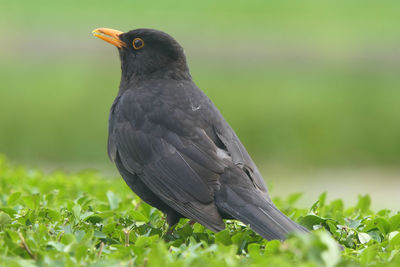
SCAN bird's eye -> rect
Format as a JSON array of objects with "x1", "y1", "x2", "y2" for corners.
[{"x1": 133, "y1": 38, "x2": 144, "y2": 50}]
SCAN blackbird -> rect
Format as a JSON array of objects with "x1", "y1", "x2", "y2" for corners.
[{"x1": 92, "y1": 27, "x2": 308, "y2": 240}]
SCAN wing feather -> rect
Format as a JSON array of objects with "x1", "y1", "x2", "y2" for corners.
[{"x1": 113, "y1": 92, "x2": 226, "y2": 230}]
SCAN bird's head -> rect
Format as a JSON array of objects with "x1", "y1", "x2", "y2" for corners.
[{"x1": 93, "y1": 28, "x2": 190, "y2": 88}]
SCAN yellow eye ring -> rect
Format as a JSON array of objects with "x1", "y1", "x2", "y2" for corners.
[{"x1": 133, "y1": 38, "x2": 144, "y2": 50}]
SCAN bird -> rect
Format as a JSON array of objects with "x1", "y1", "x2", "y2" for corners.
[{"x1": 92, "y1": 27, "x2": 308, "y2": 240}]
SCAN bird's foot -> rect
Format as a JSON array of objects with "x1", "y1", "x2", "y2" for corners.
[{"x1": 165, "y1": 224, "x2": 177, "y2": 236}]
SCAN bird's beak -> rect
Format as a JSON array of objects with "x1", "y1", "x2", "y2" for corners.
[{"x1": 92, "y1": 28, "x2": 126, "y2": 48}]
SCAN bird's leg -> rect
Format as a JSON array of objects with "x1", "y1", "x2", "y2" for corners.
[
  {"x1": 164, "y1": 210, "x2": 181, "y2": 236},
  {"x1": 166, "y1": 224, "x2": 177, "y2": 236},
  {"x1": 166, "y1": 220, "x2": 196, "y2": 236}
]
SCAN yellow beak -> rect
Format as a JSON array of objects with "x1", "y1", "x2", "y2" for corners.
[{"x1": 92, "y1": 28, "x2": 126, "y2": 48}]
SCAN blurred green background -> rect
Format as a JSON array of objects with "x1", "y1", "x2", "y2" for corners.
[{"x1": 1, "y1": 0, "x2": 399, "y2": 208}]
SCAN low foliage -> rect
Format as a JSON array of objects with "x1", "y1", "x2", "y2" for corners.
[{"x1": 0, "y1": 156, "x2": 399, "y2": 266}]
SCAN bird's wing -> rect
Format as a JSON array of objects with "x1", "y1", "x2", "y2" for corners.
[
  {"x1": 111, "y1": 91, "x2": 227, "y2": 231},
  {"x1": 211, "y1": 115, "x2": 271, "y2": 201}
]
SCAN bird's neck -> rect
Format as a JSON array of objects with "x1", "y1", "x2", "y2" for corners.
[{"x1": 118, "y1": 63, "x2": 192, "y2": 93}]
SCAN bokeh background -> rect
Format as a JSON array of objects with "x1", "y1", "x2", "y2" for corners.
[{"x1": 1, "y1": 0, "x2": 399, "y2": 209}]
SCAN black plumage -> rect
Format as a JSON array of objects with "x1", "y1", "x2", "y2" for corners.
[{"x1": 93, "y1": 28, "x2": 308, "y2": 240}]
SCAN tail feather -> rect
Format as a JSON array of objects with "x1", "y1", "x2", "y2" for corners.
[{"x1": 216, "y1": 186, "x2": 308, "y2": 240}]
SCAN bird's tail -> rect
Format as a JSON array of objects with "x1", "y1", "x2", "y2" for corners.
[{"x1": 216, "y1": 186, "x2": 308, "y2": 240}]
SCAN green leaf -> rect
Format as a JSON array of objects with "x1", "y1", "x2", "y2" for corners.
[
  {"x1": 75, "y1": 244, "x2": 88, "y2": 262},
  {"x1": 367, "y1": 230, "x2": 382, "y2": 242},
  {"x1": 193, "y1": 223, "x2": 205, "y2": 233},
  {"x1": 61, "y1": 233, "x2": 76, "y2": 245},
  {"x1": 318, "y1": 231, "x2": 341, "y2": 267},
  {"x1": 1, "y1": 157, "x2": 400, "y2": 266},
  {"x1": 94, "y1": 230, "x2": 107, "y2": 239},
  {"x1": 177, "y1": 222, "x2": 194, "y2": 238},
  {"x1": 135, "y1": 235, "x2": 157, "y2": 247},
  {"x1": 0, "y1": 207, "x2": 17, "y2": 216},
  {"x1": 388, "y1": 232, "x2": 400, "y2": 249},
  {"x1": 346, "y1": 218, "x2": 361, "y2": 229},
  {"x1": 264, "y1": 240, "x2": 280, "y2": 255},
  {"x1": 319, "y1": 192, "x2": 327, "y2": 208},
  {"x1": 106, "y1": 191, "x2": 120, "y2": 210},
  {"x1": 247, "y1": 243, "x2": 261, "y2": 258},
  {"x1": 356, "y1": 195, "x2": 371, "y2": 214},
  {"x1": 389, "y1": 231, "x2": 399, "y2": 240},
  {"x1": 47, "y1": 241, "x2": 65, "y2": 252},
  {"x1": 85, "y1": 215, "x2": 103, "y2": 224},
  {"x1": 75, "y1": 230, "x2": 86, "y2": 242},
  {"x1": 80, "y1": 211, "x2": 94, "y2": 220},
  {"x1": 215, "y1": 229, "x2": 232, "y2": 246},
  {"x1": 299, "y1": 214, "x2": 326, "y2": 230},
  {"x1": 0, "y1": 212, "x2": 12, "y2": 226},
  {"x1": 231, "y1": 232, "x2": 245, "y2": 248},
  {"x1": 358, "y1": 232, "x2": 371, "y2": 244},
  {"x1": 376, "y1": 217, "x2": 391, "y2": 235},
  {"x1": 310, "y1": 200, "x2": 319, "y2": 212},
  {"x1": 326, "y1": 220, "x2": 339, "y2": 236},
  {"x1": 389, "y1": 214, "x2": 400, "y2": 231},
  {"x1": 377, "y1": 209, "x2": 391, "y2": 217},
  {"x1": 22, "y1": 194, "x2": 40, "y2": 210},
  {"x1": 72, "y1": 204, "x2": 82, "y2": 219},
  {"x1": 287, "y1": 193, "x2": 303, "y2": 205},
  {"x1": 7, "y1": 192, "x2": 22, "y2": 205},
  {"x1": 97, "y1": 211, "x2": 115, "y2": 219},
  {"x1": 360, "y1": 245, "x2": 378, "y2": 265},
  {"x1": 130, "y1": 210, "x2": 148, "y2": 222}
]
